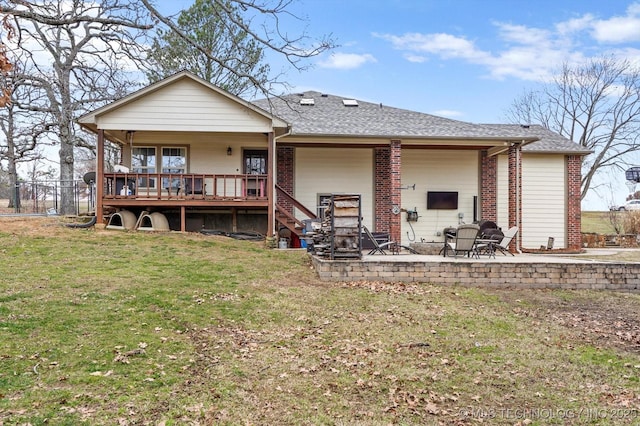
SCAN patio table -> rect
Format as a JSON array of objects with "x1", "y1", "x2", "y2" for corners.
[{"x1": 475, "y1": 238, "x2": 497, "y2": 259}]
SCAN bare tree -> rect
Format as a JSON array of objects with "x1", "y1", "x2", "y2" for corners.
[
  {"x1": 1, "y1": 0, "x2": 154, "y2": 214},
  {"x1": 507, "y1": 57, "x2": 640, "y2": 200},
  {"x1": 1, "y1": 0, "x2": 334, "y2": 214},
  {"x1": 0, "y1": 15, "x2": 13, "y2": 106},
  {"x1": 0, "y1": 54, "x2": 59, "y2": 208}
]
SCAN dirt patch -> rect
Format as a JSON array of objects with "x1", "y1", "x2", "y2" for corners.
[
  {"x1": 495, "y1": 289, "x2": 640, "y2": 354},
  {"x1": 0, "y1": 216, "x2": 67, "y2": 236}
]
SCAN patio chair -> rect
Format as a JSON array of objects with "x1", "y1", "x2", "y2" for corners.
[
  {"x1": 184, "y1": 177, "x2": 204, "y2": 195},
  {"x1": 443, "y1": 223, "x2": 480, "y2": 258},
  {"x1": 492, "y1": 226, "x2": 518, "y2": 256},
  {"x1": 363, "y1": 226, "x2": 418, "y2": 255}
]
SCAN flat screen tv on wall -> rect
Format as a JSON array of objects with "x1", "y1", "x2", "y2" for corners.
[{"x1": 427, "y1": 191, "x2": 458, "y2": 210}]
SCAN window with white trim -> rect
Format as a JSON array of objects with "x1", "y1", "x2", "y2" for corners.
[
  {"x1": 132, "y1": 147, "x2": 157, "y2": 188},
  {"x1": 161, "y1": 147, "x2": 186, "y2": 190}
]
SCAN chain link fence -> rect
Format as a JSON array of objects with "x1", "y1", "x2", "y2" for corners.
[{"x1": 1, "y1": 180, "x2": 95, "y2": 216}]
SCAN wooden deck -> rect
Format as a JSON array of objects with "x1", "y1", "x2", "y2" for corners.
[
  {"x1": 102, "y1": 172, "x2": 269, "y2": 208},
  {"x1": 99, "y1": 173, "x2": 271, "y2": 232}
]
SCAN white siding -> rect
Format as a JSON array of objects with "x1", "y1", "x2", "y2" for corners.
[
  {"x1": 121, "y1": 132, "x2": 268, "y2": 196},
  {"x1": 522, "y1": 154, "x2": 566, "y2": 249},
  {"x1": 496, "y1": 154, "x2": 509, "y2": 229},
  {"x1": 401, "y1": 150, "x2": 479, "y2": 246},
  {"x1": 294, "y1": 148, "x2": 374, "y2": 229},
  {"x1": 97, "y1": 79, "x2": 272, "y2": 132},
  {"x1": 126, "y1": 131, "x2": 268, "y2": 175}
]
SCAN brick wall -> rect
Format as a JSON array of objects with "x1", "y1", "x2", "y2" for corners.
[
  {"x1": 567, "y1": 155, "x2": 582, "y2": 250},
  {"x1": 374, "y1": 147, "x2": 391, "y2": 234},
  {"x1": 374, "y1": 141, "x2": 401, "y2": 243},
  {"x1": 480, "y1": 151, "x2": 497, "y2": 222},
  {"x1": 277, "y1": 147, "x2": 295, "y2": 214}
]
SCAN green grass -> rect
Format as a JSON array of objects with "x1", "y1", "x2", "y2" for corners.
[
  {"x1": 582, "y1": 210, "x2": 620, "y2": 234},
  {"x1": 1, "y1": 218, "x2": 640, "y2": 424}
]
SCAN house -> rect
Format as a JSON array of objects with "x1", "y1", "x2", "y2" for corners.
[{"x1": 78, "y1": 71, "x2": 590, "y2": 251}]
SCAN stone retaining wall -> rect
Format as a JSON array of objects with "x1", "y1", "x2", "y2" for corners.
[{"x1": 311, "y1": 257, "x2": 640, "y2": 291}]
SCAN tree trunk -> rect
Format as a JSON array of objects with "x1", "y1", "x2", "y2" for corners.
[
  {"x1": 58, "y1": 138, "x2": 75, "y2": 215},
  {"x1": 5, "y1": 105, "x2": 17, "y2": 209}
]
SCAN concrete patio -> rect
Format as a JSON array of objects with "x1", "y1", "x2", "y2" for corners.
[{"x1": 310, "y1": 249, "x2": 640, "y2": 291}]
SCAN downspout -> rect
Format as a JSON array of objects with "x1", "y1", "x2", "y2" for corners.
[
  {"x1": 271, "y1": 126, "x2": 292, "y2": 237},
  {"x1": 516, "y1": 140, "x2": 523, "y2": 254}
]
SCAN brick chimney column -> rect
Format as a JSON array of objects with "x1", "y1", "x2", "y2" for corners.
[
  {"x1": 389, "y1": 140, "x2": 402, "y2": 244},
  {"x1": 480, "y1": 151, "x2": 497, "y2": 222},
  {"x1": 567, "y1": 155, "x2": 583, "y2": 251},
  {"x1": 508, "y1": 143, "x2": 522, "y2": 251}
]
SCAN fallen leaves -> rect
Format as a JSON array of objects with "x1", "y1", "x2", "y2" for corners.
[{"x1": 113, "y1": 342, "x2": 147, "y2": 364}]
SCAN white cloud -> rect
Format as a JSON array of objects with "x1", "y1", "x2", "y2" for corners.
[
  {"x1": 592, "y1": 18, "x2": 640, "y2": 43},
  {"x1": 496, "y1": 23, "x2": 552, "y2": 47},
  {"x1": 431, "y1": 109, "x2": 464, "y2": 118},
  {"x1": 590, "y1": 2, "x2": 640, "y2": 43},
  {"x1": 556, "y1": 14, "x2": 594, "y2": 35},
  {"x1": 404, "y1": 54, "x2": 427, "y2": 63},
  {"x1": 376, "y1": 4, "x2": 640, "y2": 83},
  {"x1": 376, "y1": 32, "x2": 490, "y2": 62},
  {"x1": 376, "y1": 27, "x2": 562, "y2": 82},
  {"x1": 318, "y1": 52, "x2": 377, "y2": 70}
]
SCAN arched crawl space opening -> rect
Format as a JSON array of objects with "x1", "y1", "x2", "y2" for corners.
[
  {"x1": 106, "y1": 210, "x2": 137, "y2": 231},
  {"x1": 137, "y1": 212, "x2": 170, "y2": 232}
]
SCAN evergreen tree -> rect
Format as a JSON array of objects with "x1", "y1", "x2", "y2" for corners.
[{"x1": 146, "y1": 0, "x2": 269, "y2": 97}]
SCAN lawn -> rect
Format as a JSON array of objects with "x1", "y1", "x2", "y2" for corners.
[
  {"x1": 582, "y1": 210, "x2": 620, "y2": 234},
  {"x1": 1, "y1": 217, "x2": 640, "y2": 425}
]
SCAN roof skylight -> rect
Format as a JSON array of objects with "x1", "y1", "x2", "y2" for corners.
[
  {"x1": 300, "y1": 98, "x2": 315, "y2": 106},
  {"x1": 342, "y1": 99, "x2": 358, "y2": 107}
]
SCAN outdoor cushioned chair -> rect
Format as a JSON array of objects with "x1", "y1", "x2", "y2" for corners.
[
  {"x1": 443, "y1": 223, "x2": 480, "y2": 258},
  {"x1": 364, "y1": 226, "x2": 418, "y2": 255},
  {"x1": 492, "y1": 226, "x2": 518, "y2": 256}
]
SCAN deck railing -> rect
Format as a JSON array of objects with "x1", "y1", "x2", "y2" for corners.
[{"x1": 103, "y1": 173, "x2": 268, "y2": 201}]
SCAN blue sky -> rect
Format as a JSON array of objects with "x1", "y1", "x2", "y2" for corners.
[{"x1": 157, "y1": 0, "x2": 640, "y2": 209}]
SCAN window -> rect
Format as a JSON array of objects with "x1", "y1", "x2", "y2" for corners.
[
  {"x1": 162, "y1": 147, "x2": 186, "y2": 173},
  {"x1": 162, "y1": 147, "x2": 186, "y2": 190},
  {"x1": 132, "y1": 147, "x2": 156, "y2": 188},
  {"x1": 244, "y1": 150, "x2": 267, "y2": 175},
  {"x1": 131, "y1": 146, "x2": 187, "y2": 190}
]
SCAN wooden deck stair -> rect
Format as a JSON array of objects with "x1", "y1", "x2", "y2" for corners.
[{"x1": 275, "y1": 184, "x2": 317, "y2": 237}]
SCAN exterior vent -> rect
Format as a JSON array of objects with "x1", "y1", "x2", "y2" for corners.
[
  {"x1": 342, "y1": 99, "x2": 358, "y2": 107},
  {"x1": 300, "y1": 98, "x2": 315, "y2": 106}
]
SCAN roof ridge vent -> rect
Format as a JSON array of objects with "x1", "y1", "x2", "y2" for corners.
[
  {"x1": 300, "y1": 98, "x2": 315, "y2": 106},
  {"x1": 342, "y1": 99, "x2": 358, "y2": 107}
]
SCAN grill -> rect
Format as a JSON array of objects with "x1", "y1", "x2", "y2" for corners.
[{"x1": 478, "y1": 220, "x2": 503, "y2": 241}]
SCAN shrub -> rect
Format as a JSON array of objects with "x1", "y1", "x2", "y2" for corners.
[{"x1": 623, "y1": 210, "x2": 640, "y2": 234}]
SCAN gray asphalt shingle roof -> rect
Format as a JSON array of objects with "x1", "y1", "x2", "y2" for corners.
[
  {"x1": 253, "y1": 91, "x2": 590, "y2": 154},
  {"x1": 483, "y1": 124, "x2": 591, "y2": 154}
]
